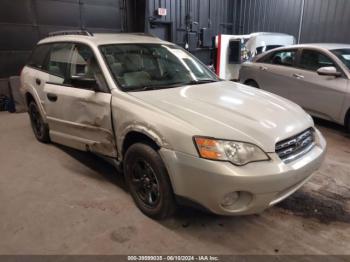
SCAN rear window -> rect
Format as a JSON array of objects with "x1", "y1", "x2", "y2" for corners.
[
  {"x1": 47, "y1": 43, "x2": 73, "y2": 78},
  {"x1": 27, "y1": 45, "x2": 51, "y2": 69}
]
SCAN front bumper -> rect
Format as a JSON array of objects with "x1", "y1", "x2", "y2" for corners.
[{"x1": 160, "y1": 129, "x2": 326, "y2": 215}]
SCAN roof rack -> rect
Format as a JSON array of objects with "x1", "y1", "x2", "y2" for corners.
[
  {"x1": 127, "y1": 33, "x2": 157, "y2": 37},
  {"x1": 48, "y1": 30, "x2": 94, "y2": 37}
]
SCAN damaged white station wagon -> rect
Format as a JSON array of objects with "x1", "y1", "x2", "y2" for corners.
[{"x1": 21, "y1": 31, "x2": 326, "y2": 219}]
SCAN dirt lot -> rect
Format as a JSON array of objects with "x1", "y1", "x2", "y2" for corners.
[{"x1": 0, "y1": 112, "x2": 349, "y2": 254}]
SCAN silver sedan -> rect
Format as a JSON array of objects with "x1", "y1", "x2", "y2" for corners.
[{"x1": 240, "y1": 44, "x2": 350, "y2": 131}]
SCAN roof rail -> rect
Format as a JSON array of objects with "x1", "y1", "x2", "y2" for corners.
[
  {"x1": 48, "y1": 30, "x2": 94, "y2": 37},
  {"x1": 127, "y1": 33, "x2": 157, "y2": 37}
]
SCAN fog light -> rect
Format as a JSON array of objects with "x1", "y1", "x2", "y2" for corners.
[{"x1": 221, "y1": 192, "x2": 239, "y2": 208}]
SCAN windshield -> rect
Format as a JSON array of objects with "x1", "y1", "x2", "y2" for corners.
[
  {"x1": 100, "y1": 44, "x2": 218, "y2": 91},
  {"x1": 331, "y1": 49, "x2": 350, "y2": 71}
]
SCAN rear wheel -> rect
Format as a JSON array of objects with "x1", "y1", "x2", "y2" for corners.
[
  {"x1": 28, "y1": 101, "x2": 50, "y2": 143},
  {"x1": 245, "y1": 80, "x2": 259, "y2": 88},
  {"x1": 124, "y1": 143, "x2": 176, "y2": 219}
]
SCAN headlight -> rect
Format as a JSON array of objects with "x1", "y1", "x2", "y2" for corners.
[{"x1": 194, "y1": 136, "x2": 270, "y2": 166}]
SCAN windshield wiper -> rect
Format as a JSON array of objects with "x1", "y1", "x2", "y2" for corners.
[
  {"x1": 126, "y1": 79, "x2": 219, "y2": 92},
  {"x1": 127, "y1": 85, "x2": 157, "y2": 92},
  {"x1": 126, "y1": 82, "x2": 184, "y2": 92},
  {"x1": 182, "y1": 79, "x2": 219, "y2": 85}
]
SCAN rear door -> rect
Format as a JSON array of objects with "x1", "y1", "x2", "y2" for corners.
[
  {"x1": 254, "y1": 48, "x2": 300, "y2": 99},
  {"x1": 24, "y1": 44, "x2": 51, "y2": 107},
  {"x1": 290, "y1": 48, "x2": 347, "y2": 121},
  {"x1": 43, "y1": 42, "x2": 117, "y2": 157}
]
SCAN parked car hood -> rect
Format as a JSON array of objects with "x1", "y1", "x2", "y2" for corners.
[{"x1": 129, "y1": 81, "x2": 314, "y2": 152}]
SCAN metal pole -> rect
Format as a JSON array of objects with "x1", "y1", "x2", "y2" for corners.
[{"x1": 297, "y1": 0, "x2": 305, "y2": 44}]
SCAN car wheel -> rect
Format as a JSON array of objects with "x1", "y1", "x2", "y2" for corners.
[
  {"x1": 245, "y1": 80, "x2": 259, "y2": 88},
  {"x1": 28, "y1": 101, "x2": 50, "y2": 143},
  {"x1": 124, "y1": 143, "x2": 176, "y2": 219},
  {"x1": 346, "y1": 114, "x2": 350, "y2": 133}
]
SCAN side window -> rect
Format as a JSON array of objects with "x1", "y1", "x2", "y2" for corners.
[
  {"x1": 47, "y1": 43, "x2": 73, "y2": 79},
  {"x1": 256, "y1": 45, "x2": 281, "y2": 55},
  {"x1": 255, "y1": 53, "x2": 271, "y2": 63},
  {"x1": 299, "y1": 50, "x2": 335, "y2": 71},
  {"x1": 268, "y1": 50, "x2": 297, "y2": 67},
  {"x1": 69, "y1": 43, "x2": 108, "y2": 92},
  {"x1": 27, "y1": 45, "x2": 51, "y2": 69}
]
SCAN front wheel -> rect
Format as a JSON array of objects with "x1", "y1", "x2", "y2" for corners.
[
  {"x1": 245, "y1": 80, "x2": 259, "y2": 88},
  {"x1": 124, "y1": 143, "x2": 176, "y2": 219}
]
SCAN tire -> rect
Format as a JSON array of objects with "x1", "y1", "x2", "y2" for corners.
[
  {"x1": 124, "y1": 143, "x2": 176, "y2": 219},
  {"x1": 28, "y1": 101, "x2": 50, "y2": 143},
  {"x1": 245, "y1": 80, "x2": 259, "y2": 88},
  {"x1": 346, "y1": 114, "x2": 350, "y2": 133}
]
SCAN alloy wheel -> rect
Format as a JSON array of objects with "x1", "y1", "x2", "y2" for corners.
[{"x1": 130, "y1": 159, "x2": 160, "y2": 208}]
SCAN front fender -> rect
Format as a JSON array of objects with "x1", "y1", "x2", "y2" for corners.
[
  {"x1": 117, "y1": 122, "x2": 172, "y2": 157},
  {"x1": 111, "y1": 90, "x2": 199, "y2": 159}
]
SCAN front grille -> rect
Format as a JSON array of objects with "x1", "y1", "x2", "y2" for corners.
[{"x1": 275, "y1": 128, "x2": 315, "y2": 162}]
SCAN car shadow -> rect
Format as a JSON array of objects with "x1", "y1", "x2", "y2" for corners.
[
  {"x1": 159, "y1": 203, "x2": 255, "y2": 236},
  {"x1": 55, "y1": 144, "x2": 253, "y2": 225},
  {"x1": 56, "y1": 144, "x2": 128, "y2": 192},
  {"x1": 313, "y1": 117, "x2": 350, "y2": 138},
  {"x1": 54, "y1": 138, "x2": 349, "y2": 233}
]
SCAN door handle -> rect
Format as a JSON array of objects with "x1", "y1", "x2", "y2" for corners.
[
  {"x1": 47, "y1": 93, "x2": 57, "y2": 102},
  {"x1": 35, "y1": 78, "x2": 41, "y2": 85},
  {"x1": 259, "y1": 66, "x2": 268, "y2": 71},
  {"x1": 292, "y1": 73, "x2": 304, "y2": 79}
]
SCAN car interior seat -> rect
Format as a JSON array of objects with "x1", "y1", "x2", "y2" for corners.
[
  {"x1": 272, "y1": 56, "x2": 282, "y2": 65},
  {"x1": 105, "y1": 54, "x2": 124, "y2": 77},
  {"x1": 122, "y1": 53, "x2": 151, "y2": 87},
  {"x1": 283, "y1": 56, "x2": 294, "y2": 66}
]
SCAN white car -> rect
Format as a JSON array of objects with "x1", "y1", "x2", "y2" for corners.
[
  {"x1": 21, "y1": 31, "x2": 326, "y2": 219},
  {"x1": 240, "y1": 44, "x2": 350, "y2": 131}
]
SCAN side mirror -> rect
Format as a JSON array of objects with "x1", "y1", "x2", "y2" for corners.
[
  {"x1": 317, "y1": 66, "x2": 341, "y2": 77},
  {"x1": 70, "y1": 75, "x2": 98, "y2": 91}
]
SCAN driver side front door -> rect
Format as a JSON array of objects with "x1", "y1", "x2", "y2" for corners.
[
  {"x1": 288, "y1": 48, "x2": 347, "y2": 122},
  {"x1": 43, "y1": 42, "x2": 117, "y2": 157}
]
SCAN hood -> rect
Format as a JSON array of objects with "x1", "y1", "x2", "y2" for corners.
[{"x1": 129, "y1": 81, "x2": 314, "y2": 152}]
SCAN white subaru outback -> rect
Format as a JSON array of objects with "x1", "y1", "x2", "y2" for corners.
[{"x1": 21, "y1": 31, "x2": 326, "y2": 219}]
